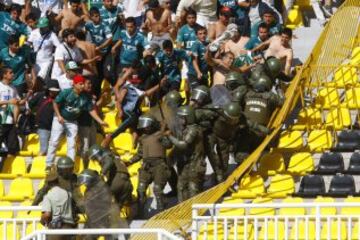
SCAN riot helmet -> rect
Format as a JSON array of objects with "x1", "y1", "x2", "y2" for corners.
[
  {"x1": 177, "y1": 105, "x2": 196, "y2": 125},
  {"x1": 77, "y1": 169, "x2": 100, "y2": 188},
  {"x1": 164, "y1": 91, "x2": 182, "y2": 107},
  {"x1": 265, "y1": 57, "x2": 282, "y2": 78},
  {"x1": 223, "y1": 102, "x2": 242, "y2": 120},
  {"x1": 191, "y1": 85, "x2": 210, "y2": 105},
  {"x1": 56, "y1": 156, "x2": 74, "y2": 179},
  {"x1": 253, "y1": 74, "x2": 273, "y2": 93},
  {"x1": 225, "y1": 72, "x2": 246, "y2": 90},
  {"x1": 250, "y1": 64, "x2": 265, "y2": 82}
]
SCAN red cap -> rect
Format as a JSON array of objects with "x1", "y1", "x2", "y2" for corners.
[
  {"x1": 220, "y1": 6, "x2": 232, "y2": 16},
  {"x1": 73, "y1": 74, "x2": 85, "y2": 85}
]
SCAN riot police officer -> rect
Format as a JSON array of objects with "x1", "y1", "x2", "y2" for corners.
[
  {"x1": 166, "y1": 105, "x2": 205, "y2": 202},
  {"x1": 87, "y1": 144, "x2": 133, "y2": 207},
  {"x1": 128, "y1": 114, "x2": 172, "y2": 215},
  {"x1": 33, "y1": 157, "x2": 83, "y2": 216},
  {"x1": 78, "y1": 169, "x2": 128, "y2": 239},
  {"x1": 225, "y1": 72, "x2": 249, "y2": 106}
]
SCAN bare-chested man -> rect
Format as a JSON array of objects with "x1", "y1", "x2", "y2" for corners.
[
  {"x1": 251, "y1": 27, "x2": 293, "y2": 76},
  {"x1": 143, "y1": 0, "x2": 173, "y2": 46},
  {"x1": 56, "y1": 0, "x2": 88, "y2": 32},
  {"x1": 208, "y1": 7, "x2": 231, "y2": 41},
  {"x1": 224, "y1": 27, "x2": 250, "y2": 57},
  {"x1": 205, "y1": 49, "x2": 235, "y2": 86}
]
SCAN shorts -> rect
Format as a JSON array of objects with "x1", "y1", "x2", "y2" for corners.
[{"x1": 149, "y1": 32, "x2": 172, "y2": 48}]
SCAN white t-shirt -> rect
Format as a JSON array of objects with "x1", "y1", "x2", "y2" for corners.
[
  {"x1": 249, "y1": 4, "x2": 261, "y2": 27},
  {"x1": 41, "y1": 186, "x2": 74, "y2": 224},
  {"x1": 51, "y1": 43, "x2": 83, "y2": 79},
  {"x1": 28, "y1": 29, "x2": 61, "y2": 64},
  {"x1": 57, "y1": 74, "x2": 73, "y2": 90},
  {"x1": 32, "y1": 0, "x2": 65, "y2": 15},
  {"x1": 0, "y1": 81, "x2": 19, "y2": 124}
]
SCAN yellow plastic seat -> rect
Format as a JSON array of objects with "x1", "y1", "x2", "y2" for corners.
[
  {"x1": 351, "y1": 46, "x2": 360, "y2": 65},
  {"x1": 17, "y1": 200, "x2": 42, "y2": 218},
  {"x1": 218, "y1": 197, "x2": 244, "y2": 216},
  {"x1": 113, "y1": 132, "x2": 136, "y2": 153},
  {"x1": 279, "y1": 197, "x2": 305, "y2": 216},
  {"x1": 267, "y1": 174, "x2": 295, "y2": 198},
  {"x1": 0, "y1": 201, "x2": 13, "y2": 218},
  {"x1": 249, "y1": 198, "x2": 275, "y2": 216},
  {"x1": 340, "y1": 196, "x2": 360, "y2": 215},
  {"x1": 128, "y1": 162, "x2": 141, "y2": 177},
  {"x1": 88, "y1": 160, "x2": 102, "y2": 174},
  {"x1": 103, "y1": 111, "x2": 121, "y2": 133},
  {"x1": 351, "y1": 222, "x2": 360, "y2": 240},
  {"x1": 310, "y1": 197, "x2": 336, "y2": 215},
  {"x1": 257, "y1": 152, "x2": 285, "y2": 176},
  {"x1": 278, "y1": 131, "x2": 304, "y2": 150},
  {"x1": 180, "y1": 78, "x2": 186, "y2": 91},
  {"x1": 232, "y1": 175, "x2": 264, "y2": 199},
  {"x1": 197, "y1": 223, "x2": 224, "y2": 240},
  {"x1": 130, "y1": 176, "x2": 150, "y2": 199},
  {"x1": 56, "y1": 137, "x2": 67, "y2": 156},
  {"x1": 19, "y1": 133, "x2": 40, "y2": 156},
  {"x1": 292, "y1": 107, "x2": 322, "y2": 130},
  {"x1": 330, "y1": 66, "x2": 359, "y2": 87},
  {"x1": 320, "y1": 220, "x2": 347, "y2": 240},
  {"x1": 342, "y1": 88, "x2": 360, "y2": 109},
  {"x1": 228, "y1": 223, "x2": 254, "y2": 240},
  {"x1": 0, "y1": 180, "x2": 4, "y2": 198},
  {"x1": 290, "y1": 220, "x2": 316, "y2": 240},
  {"x1": 0, "y1": 156, "x2": 26, "y2": 179},
  {"x1": 3, "y1": 178, "x2": 34, "y2": 201},
  {"x1": 259, "y1": 221, "x2": 286, "y2": 240},
  {"x1": 287, "y1": 152, "x2": 314, "y2": 175},
  {"x1": 307, "y1": 130, "x2": 333, "y2": 152},
  {"x1": 26, "y1": 156, "x2": 46, "y2": 179},
  {"x1": 315, "y1": 88, "x2": 340, "y2": 109},
  {"x1": 25, "y1": 223, "x2": 44, "y2": 235},
  {"x1": 285, "y1": 5, "x2": 303, "y2": 29},
  {"x1": 0, "y1": 224, "x2": 20, "y2": 240},
  {"x1": 325, "y1": 107, "x2": 352, "y2": 130},
  {"x1": 74, "y1": 157, "x2": 84, "y2": 174}
]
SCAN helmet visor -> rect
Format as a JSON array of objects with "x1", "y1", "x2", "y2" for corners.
[{"x1": 137, "y1": 116, "x2": 153, "y2": 129}]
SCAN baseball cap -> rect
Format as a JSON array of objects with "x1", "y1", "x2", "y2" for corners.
[
  {"x1": 47, "y1": 79, "x2": 60, "y2": 92},
  {"x1": 73, "y1": 74, "x2": 85, "y2": 85},
  {"x1": 37, "y1": 17, "x2": 49, "y2": 28},
  {"x1": 220, "y1": 6, "x2": 232, "y2": 17},
  {"x1": 65, "y1": 61, "x2": 80, "y2": 70}
]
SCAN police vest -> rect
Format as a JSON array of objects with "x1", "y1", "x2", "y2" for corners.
[
  {"x1": 141, "y1": 131, "x2": 167, "y2": 159},
  {"x1": 244, "y1": 92, "x2": 271, "y2": 126}
]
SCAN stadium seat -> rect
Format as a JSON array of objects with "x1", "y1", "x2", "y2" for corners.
[
  {"x1": 88, "y1": 160, "x2": 102, "y2": 174},
  {"x1": 278, "y1": 130, "x2": 304, "y2": 150},
  {"x1": 315, "y1": 152, "x2": 344, "y2": 174},
  {"x1": 0, "y1": 224, "x2": 20, "y2": 240},
  {"x1": 19, "y1": 133, "x2": 40, "y2": 156},
  {"x1": 257, "y1": 152, "x2": 285, "y2": 176},
  {"x1": 0, "y1": 180, "x2": 4, "y2": 198},
  {"x1": 112, "y1": 132, "x2": 136, "y2": 153},
  {"x1": 228, "y1": 223, "x2": 254, "y2": 240},
  {"x1": 267, "y1": 174, "x2": 295, "y2": 198},
  {"x1": 0, "y1": 156, "x2": 26, "y2": 179},
  {"x1": 259, "y1": 221, "x2": 286, "y2": 240},
  {"x1": 315, "y1": 88, "x2": 340, "y2": 109},
  {"x1": 307, "y1": 130, "x2": 333, "y2": 152},
  {"x1": 287, "y1": 152, "x2": 314, "y2": 175},
  {"x1": 25, "y1": 223, "x2": 44, "y2": 236},
  {"x1": 325, "y1": 107, "x2": 351, "y2": 130},
  {"x1": 197, "y1": 223, "x2": 224, "y2": 240},
  {"x1": 249, "y1": 198, "x2": 275, "y2": 216},
  {"x1": 74, "y1": 157, "x2": 84, "y2": 174},
  {"x1": 292, "y1": 107, "x2": 322, "y2": 130},
  {"x1": 17, "y1": 200, "x2": 41, "y2": 218},
  {"x1": 279, "y1": 197, "x2": 305, "y2": 216},
  {"x1": 297, "y1": 175, "x2": 326, "y2": 198},
  {"x1": 328, "y1": 174, "x2": 355, "y2": 197},
  {"x1": 128, "y1": 162, "x2": 141, "y2": 177},
  {"x1": 320, "y1": 220, "x2": 347, "y2": 240},
  {"x1": 342, "y1": 88, "x2": 360, "y2": 109},
  {"x1": 347, "y1": 152, "x2": 360, "y2": 174},
  {"x1": 3, "y1": 178, "x2": 34, "y2": 201},
  {"x1": 218, "y1": 197, "x2": 244, "y2": 216},
  {"x1": 26, "y1": 156, "x2": 46, "y2": 179},
  {"x1": 56, "y1": 137, "x2": 67, "y2": 156},
  {"x1": 335, "y1": 130, "x2": 360, "y2": 151},
  {"x1": 290, "y1": 220, "x2": 316, "y2": 240},
  {"x1": 232, "y1": 175, "x2": 264, "y2": 199},
  {"x1": 351, "y1": 46, "x2": 360, "y2": 65},
  {"x1": 340, "y1": 197, "x2": 360, "y2": 215},
  {"x1": 103, "y1": 111, "x2": 121, "y2": 133},
  {"x1": 310, "y1": 197, "x2": 336, "y2": 215},
  {"x1": 0, "y1": 201, "x2": 13, "y2": 218},
  {"x1": 331, "y1": 66, "x2": 359, "y2": 87}
]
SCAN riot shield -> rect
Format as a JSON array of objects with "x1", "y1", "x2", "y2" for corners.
[{"x1": 210, "y1": 85, "x2": 232, "y2": 107}]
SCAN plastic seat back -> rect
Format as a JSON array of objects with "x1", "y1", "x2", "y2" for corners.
[
  {"x1": 297, "y1": 175, "x2": 325, "y2": 197},
  {"x1": 317, "y1": 152, "x2": 344, "y2": 174},
  {"x1": 348, "y1": 152, "x2": 360, "y2": 174},
  {"x1": 328, "y1": 174, "x2": 355, "y2": 197},
  {"x1": 336, "y1": 130, "x2": 360, "y2": 151}
]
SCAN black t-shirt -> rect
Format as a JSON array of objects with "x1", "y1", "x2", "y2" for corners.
[
  {"x1": 29, "y1": 91, "x2": 55, "y2": 130},
  {"x1": 78, "y1": 93, "x2": 95, "y2": 127}
]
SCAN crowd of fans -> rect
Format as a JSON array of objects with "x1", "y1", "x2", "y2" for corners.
[{"x1": 0, "y1": 0, "x2": 338, "y2": 229}]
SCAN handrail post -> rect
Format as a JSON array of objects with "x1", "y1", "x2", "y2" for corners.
[
  {"x1": 315, "y1": 205, "x2": 321, "y2": 240},
  {"x1": 191, "y1": 207, "x2": 198, "y2": 240}
]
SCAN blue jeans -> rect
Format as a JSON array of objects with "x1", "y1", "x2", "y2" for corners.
[{"x1": 38, "y1": 128, "x2": 51, "y2": 155}]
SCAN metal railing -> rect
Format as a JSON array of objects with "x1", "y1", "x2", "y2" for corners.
[
  {"x1": 192, "y1": 202, "x2": 360, "y2": 240},
  {"x1": 21, "y1": 228, "x2": 183, "y2": 240}
]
